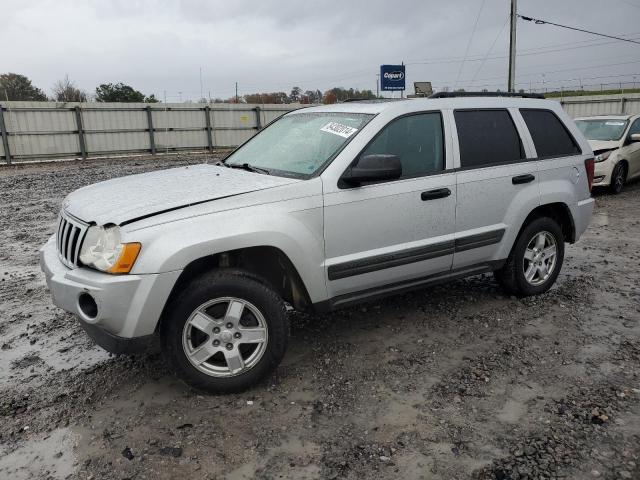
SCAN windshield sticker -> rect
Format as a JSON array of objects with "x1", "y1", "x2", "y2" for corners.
[
  {"x1": 605, "y1": 121, "x2": 626, "y2": 126},
  {"x1": 320, "y1": 122, "x2": 358, "y2": 138}
]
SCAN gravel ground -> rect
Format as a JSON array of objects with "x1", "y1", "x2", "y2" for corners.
[{"x1": 0, "y1": 153, "x2": 639, "y2": 480}]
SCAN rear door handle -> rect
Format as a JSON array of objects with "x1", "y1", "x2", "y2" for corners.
[
  {"x1": 421, "y1": 188, "x2": 451, "y2": 201},
  {"x1": 512, "y1": 174, "x2": 535, "y2": 185}
]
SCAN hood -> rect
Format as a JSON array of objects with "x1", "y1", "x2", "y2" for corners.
[
  {"x1": 63, "y1": 164, "x2": 299, "y2": 225},
  {"x1": 587, "y1": 139, "x2": 620, "y2": 153}
]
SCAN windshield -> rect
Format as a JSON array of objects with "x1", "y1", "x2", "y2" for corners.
[
  {"x1": 575, "y1": 119, "x2": 629, "y2": 141},
  {"x1": 225, "y1": 112, "x2": 374, "y2": 177}
]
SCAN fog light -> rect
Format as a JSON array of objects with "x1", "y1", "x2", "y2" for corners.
[
  {"x1": 593, "y1": 175, "x2": 605, "y2": 183},
  {"x1": 78, "y1": 292, "x2": 98, "y2": 319}
]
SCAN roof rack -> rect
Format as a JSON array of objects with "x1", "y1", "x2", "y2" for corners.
[{"x1": 429, "y1": 91, "x2": 545, "y2": 99}]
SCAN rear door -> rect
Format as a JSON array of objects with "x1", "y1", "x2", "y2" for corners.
[
  {"x1": 452, "y1": 108, "x2": 539, "y2": 270},
  {"x1": 520, "y1": 107, "x2": 585, "y2": 204},
  {"x1": 323, "y1": 111, "x2": 457, "y2": 300}
]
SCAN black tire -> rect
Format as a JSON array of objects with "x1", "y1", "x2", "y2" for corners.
[
  {"x1": 494, "y1": 216, "x2": 565, "y2": 297},
  {"x1": 161, "y1": 269, "x2": 288, "y2": 393},
  {"x1": 609, "y1": 162, "x2": 627, "y2": 194}
]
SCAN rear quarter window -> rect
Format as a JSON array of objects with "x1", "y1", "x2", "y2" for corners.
[{"x1": 520, "y1": 109, "x2": 581, "y2": 158}]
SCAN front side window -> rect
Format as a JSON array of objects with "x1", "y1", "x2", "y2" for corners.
[
  {"x1": 359, "y1": 112, "x2": 445, "y2": 178},
  {"x1": 575, "y1": 118, "x2": 629, "y2": 141},
  {"x1": 520, "y1": 109, "x2": 581, "y2": 158},
  {"x1": 454, "y1": 110, "x2": 524, "y2": 168},
  {"x1": 225, "y1": 112, "x2": 374, "y2": 178},
  {"x1": 628, "y1": 118, "x2": 640, "y2": 137}
]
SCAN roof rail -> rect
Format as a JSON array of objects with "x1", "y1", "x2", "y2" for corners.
[
  {"x1": 429, "y1": 91, "x2": 545, "y2": 99},
  {"x1": 341, "y1": 98, "x2": 403, "y2": 103}
]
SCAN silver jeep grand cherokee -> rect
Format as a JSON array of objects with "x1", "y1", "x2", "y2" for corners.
[{"x1": 40, "y1": 93, "x2": 595, "y2": 393}]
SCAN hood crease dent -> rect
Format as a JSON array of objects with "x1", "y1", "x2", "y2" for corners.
[{"x1": 62, "y1": 164, "x2": 299, "y2": 226}]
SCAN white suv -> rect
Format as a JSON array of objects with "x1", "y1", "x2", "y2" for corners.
[
  {"x1": 40, "y1": 93, "x2": 595, "y2": 392},
  {"x1": 575, "y1": 114, "x2": 640, "y2": 193}
]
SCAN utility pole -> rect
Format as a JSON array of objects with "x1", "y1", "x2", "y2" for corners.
[
  {"x1": 401, "y1": 61, "x2": 405, "y2": 99},
  {"x1": 199, "y1": 67, "x2": 203, "y2": 101},
  {"x1": 376, "y1": 74, "x2": 380, "y2": 98},
  {"x1": 508, "y1": 0, "x2": 517, "y2": 92},
  {"x1": 235, "y1": 82, "x2": 238, "y2": 103}
]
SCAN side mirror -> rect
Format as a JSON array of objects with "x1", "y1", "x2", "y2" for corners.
[
  {"x1": 629, "y1": 133, "x2": 640, "y2": 143},
  {"x1": 341, "y1": 154, "x2": 402, "y2": 187}
]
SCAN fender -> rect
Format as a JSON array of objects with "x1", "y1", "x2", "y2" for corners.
[{"x1": 121, "y1": 181, "x2": 328, "y2": 304}]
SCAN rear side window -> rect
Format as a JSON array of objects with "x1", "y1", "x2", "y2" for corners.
[
  {"x1": 520, "y1": 109, "x2": 581, "y2": 158},
  {"x1": 454, "y1": 110, "x2": 524, "y2": 168},
  {"x1": 361, "y1": 112, "x2": 444, "y2": 178}
]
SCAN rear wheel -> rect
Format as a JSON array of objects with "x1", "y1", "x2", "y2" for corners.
[
  {"x1": 609, "y1": 162, "x2": 626, "y2": 194},
  {"x1": 161, "y1": 270, "x2": 288, "y2": 393},
  {"x1": 495, "y1": 217, "x2": 565, "y2": 297}
]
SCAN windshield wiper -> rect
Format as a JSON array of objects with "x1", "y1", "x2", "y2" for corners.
[{"x1": 226, "y1": 163, "x2": 271, "y2": 175}]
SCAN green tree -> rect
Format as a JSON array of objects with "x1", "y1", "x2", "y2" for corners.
[
  {"x1": 289, "y1": 86, "x2": 302, "y2": 103},
  {"x1": 144, "y1": 94, "x2": 160, "y2": 103},
  {"x1": 95, "y1": 82, "x2": 146, "y2": 102},
  {"x1": 323, "y1": 87, "x2": 376, "y2": 103},
  {"x1": 0, "y1": 73, "x2": 47, "y2": 101},
  {"x1": 243, "y1": 92, "x2": 289, "y2": 104}
]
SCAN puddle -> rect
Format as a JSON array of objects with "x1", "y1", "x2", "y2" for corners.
[
  {"x1": 223, "y1": 436, "x2": 322, "y2": 480},
  {"x1": 0, "y1": 333, "x2": 110, "y2": 385},
  {"x1": 497, "y1": 384, "x2": 540, "y2": 424},
  {"x1": 0, "y1": 428, "x2": 79, "y2": 480}
]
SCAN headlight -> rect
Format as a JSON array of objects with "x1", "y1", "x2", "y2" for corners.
[
  {"x1": 594, "y1": 150, "x2": 614, "y2": 163},
  {"x1": 79, "y1": 225, "x2": 141, "y2": 274}
]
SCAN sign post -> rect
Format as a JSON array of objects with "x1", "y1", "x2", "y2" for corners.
[{"x1": 380, "y1": 65, "x2": 406, "y2": 95}]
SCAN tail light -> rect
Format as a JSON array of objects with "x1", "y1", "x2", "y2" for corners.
[{"x1": 584, "y1": 158, "x2": 595, "y2": 192}]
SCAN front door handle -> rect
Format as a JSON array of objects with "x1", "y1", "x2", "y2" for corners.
[
  {"x1": 512, "y1": 174, "x2": 535, "y2": 185},
  {"x1": 421, "y1": 188, "x2": 451, "y2": 201}
]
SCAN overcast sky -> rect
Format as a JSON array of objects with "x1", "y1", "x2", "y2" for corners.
[{"x1": 3, "y1": 0, "x2": 640, "y2": 100}]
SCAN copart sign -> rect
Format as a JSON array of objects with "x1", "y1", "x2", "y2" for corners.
[{"x1": 380, "y1": 64, "x2": 406, "y2": 91}]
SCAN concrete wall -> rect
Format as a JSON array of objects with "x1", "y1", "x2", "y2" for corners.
[
  {"x1": 0, "y1": 101, "x2": 300, "y2": 164},
  {"x1": 559, "y1": 93, "x2": 640, "y2": 118}
]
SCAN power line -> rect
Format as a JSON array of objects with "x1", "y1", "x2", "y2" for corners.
[
  {"x1": 406, "y1": 32, "x2": 640, "y2": 65},
  {"x1": 460, "y1": 58, "x2": 640, "y2": 86},
  {"x1": 454, "y1": 0, "x2": 487, "y2": 88},
  {"x1": 518, "y1": 14, "x2": 640, "y2": 45},
  {"x1": 404, "y1": 34, "x2": 640, "y2": 68},
  {"x1": 470, "y1": 15, "x2": 510, "y2": 84},
  {"x1": 235, "y1": 31, "x2": 640, "y2": 93}
]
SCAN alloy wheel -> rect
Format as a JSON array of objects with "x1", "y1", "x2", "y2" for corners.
[
  {"x1": 523, "y1": 231, "x2": 558, "y2": 286},
  {"x1": 613, "y1": 166, "x2": 625, "y2": 192},
  {"x1": 182, "y1": 297, "x2": 268, "y2": 377}
]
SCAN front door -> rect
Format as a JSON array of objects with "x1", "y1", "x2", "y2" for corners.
[
  {"x1": 323, "y1": 111, "x2": 456, "y2": 301},
  {"x1": 622, "y1": 118, "x2": 640, "y2": 179}
]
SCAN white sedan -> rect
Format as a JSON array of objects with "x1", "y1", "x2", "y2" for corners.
[{"x1": 575, "y1": 114, "x2": 640, "y2": 194}]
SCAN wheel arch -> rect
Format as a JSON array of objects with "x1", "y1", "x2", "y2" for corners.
[
  {"x1": 615, "y1": 158, "x2": 629, "y2": 176},
  {"x1": 158, "y1": 246, "x2": 313, "y2": 332},
  {"x1": 519, "y1": 202, "x2": 576, "y2": 244}
]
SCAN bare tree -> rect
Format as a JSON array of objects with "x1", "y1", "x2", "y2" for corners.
[{"x1": 52, "y1": 75, "x2": 88, "y2": 102}]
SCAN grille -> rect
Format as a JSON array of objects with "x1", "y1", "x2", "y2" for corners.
[{"x1": 56, "y1": 211, "x2": 89, "y2": 268}]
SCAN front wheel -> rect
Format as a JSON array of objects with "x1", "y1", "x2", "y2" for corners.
[
  {"x1": 161, "y1": 270, "x2": 288, "y2": 393},
  {"x1": 609, "y1": 162, "x2": 626, "y2": 194},
  {"x1": 495, "y1": 217, "x2": 565, "y2": 297}
]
